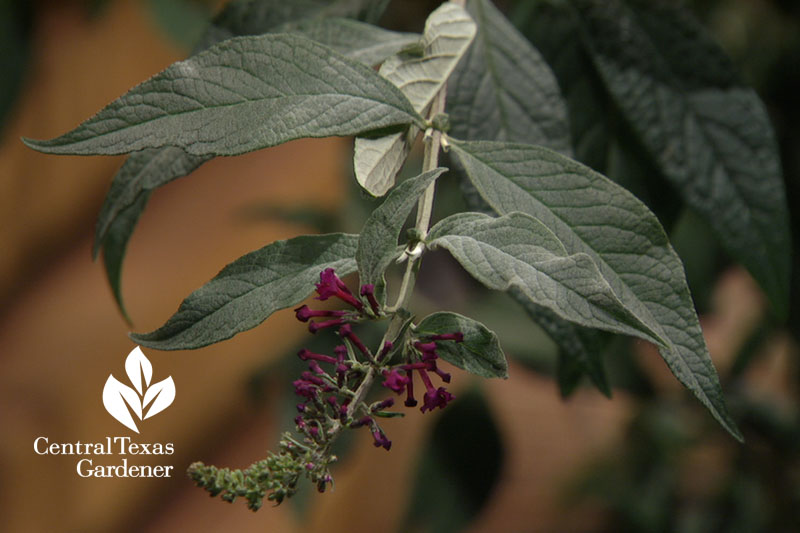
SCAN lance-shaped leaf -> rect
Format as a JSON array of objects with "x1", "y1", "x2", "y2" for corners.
[
  {"x1": 131, "y1": 233, "x2": 358, "y2": 350},
  {"x1": 448, "y1": 0, "x2": 611, "y2": 394},
  {"x1": 23, "y1": 33, "x2": 423, "y2": 157},
  {"x1": 572, "y1": 0, "x2": 790, "y2": 318},
  {"x1": 447, "y1": 0, "x2": 570, "y2": 154},
  {"x1": 516, "y1": 296, "x2": 611, "y2": 397},
  {"x1": 354, "y1": 2, "x2": 476, "y2": 196},
  {"x1": 451, "y1": 139, "x2": 742, "y2": 440},
  {"x1": 356, "y1": 168, "x2": 447, "y2": 303},
  {"x1": 94, "y1": 21, "x2": 418, "y2": 317},
  {"x1": 415, "y1": 311, "x2": 507, "y2": 379},
  {"x1": 281, "y1": 17, "x2": 419, "y2": 68},
  {"x1": 428, "y1": 212, "x2": 667, "y2": 348}
]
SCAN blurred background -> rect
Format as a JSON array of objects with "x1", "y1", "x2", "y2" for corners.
[{"x1": 0, "y1": 0, "x2": 797, "y2": 531}]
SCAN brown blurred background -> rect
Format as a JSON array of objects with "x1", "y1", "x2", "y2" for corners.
[{"x1": 1, "y1": 1, "x2": 798, "y2": 532}]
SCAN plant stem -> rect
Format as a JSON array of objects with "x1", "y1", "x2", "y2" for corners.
[
  {"x1": 319, "y1": 57, "x2": 453, "y2": 457},
  {"x1": 414, "y1": 86, "x2": 447, "y2": 239}
]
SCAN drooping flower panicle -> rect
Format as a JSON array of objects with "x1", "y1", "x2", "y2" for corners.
[{"x1": 273, "y1": 268, "x2": 466, "y2": 506}]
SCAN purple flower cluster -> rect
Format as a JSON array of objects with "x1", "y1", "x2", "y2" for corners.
[
  {"x1": 294, "y1": 269, "x2": 384, "y2": 335},
  {"x1": 290, "y1": 269, "x2": 463, "y2": 456},
  {"x1": 292, "y1": 269, "x2": 397, "y2": 450},
  {"x1": 381, "y1": 333, "x2": 462, "y2": 414}
]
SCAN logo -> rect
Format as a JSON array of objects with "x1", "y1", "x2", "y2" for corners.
[{"x1": 103, "y1": 346, "x2": 175, "y2": 433}]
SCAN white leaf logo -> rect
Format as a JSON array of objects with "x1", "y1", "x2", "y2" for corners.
[{"x1": 103, "y1": 346, "x2": 175, "y2": 433}]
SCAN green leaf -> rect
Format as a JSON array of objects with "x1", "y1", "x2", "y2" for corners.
[
  {"x1": 23, "y1": 33, "x2": 423, "y2": 156},
  {"x1": 446, "y1": 1, "x2": 607, "y2": 391},
  {"x1": 572, "y1": 0, "x2": 790, "y2": 318},
  {"x1": 451, "y1": 139, "x2": 742, "y2": 440},
  {"x1": 447, "y1": 0, "x2": 570, "y2": 153},
  {"x1": 515, "y1": 296, "x2": 611, "y2": 397},
  {"x1": 354, "y1": 2, "x2": 476, "y2": 196},
  {"x1": 130, "y1": 233, "x2": 358, "y2": 350},
  {"x1": 94, "y1": 18, "x2": 416, "y2": 316},
  {"x1": 356, "y1": 168, "x2": 447, "y2": 302},
  {"x1": 281, "y1": 17, "x2": 420, "y2": 67},
  {"x1": 101, "y1": 190, "x2": 152, "y2": 323},
  {"x1": 511, "y1": 0, "x2": 607, "y2": 169},
  {"x1": 428, "y1": 211, "x2": 667, "y2": 348},
  {"x1": 94, "y1": 148, "x2": 209, "y2": 260},
  {"x1": 203, "y1": 0, "x2": 388, "y2": 40},
  {"x1": 416, "y1": 311, "x2": 507, "y2": 378},
  {"x1": 322, "y1": 0, "x2": 391, "y2": 23}
]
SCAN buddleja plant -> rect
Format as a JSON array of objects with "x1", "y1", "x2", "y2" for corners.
[{"x1": 24, "y1": 0, "x2": 790, "y2": 512}]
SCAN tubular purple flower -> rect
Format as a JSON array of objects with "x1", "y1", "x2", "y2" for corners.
[
  {"x1": 315, "y1": 269, "x2": 363, "y2": 310},
  {"x1": 430, "y1": 364, "x2": 451, "y2": 384},
  {"x1": 424, "y1": 356, "x2": 451, "y2": 384},
  {"x1": 350, "y1": 416, "x2": 372, "y2": 429},
  {"x1": 404, "y1": 370, "x2": 417, "y2": 407},
  {"x1": 308, "y1": 360, "x2": 325, "y2": 375},
  {"x1": 372, "y1": 397, "x2": 395, "y2": 411},
  {"x1": 338, "y1": 324, "x2": 369, "y2": 357},
  {"x1": 300, "y1": 371, "x2": 325, "y2": 386},
  {"x1": 294, "y1": 305, "x2": 347, "y2": 323},
  {"x1": 296, "y1": 403, "x2": 307, "y2": 413},
  {"x1": 308, "y1": 318, "x2": 346, "y2": 333},
  {"x1": 418, "y1": 368, "x2": 455, "y2": 413},
  {"x1": 293, "y1": 380, "x2": 318, "y2": 399},
  {"x1": 421, "y1": 387, "x2": 455, "y2": 413},
  {"x1": 334, "y1": 344, "x2": 347, "y2": 360},
  {"x1": 371, "y1": 428, "x2": 392, "y2": 450},
  {"x1": 382, "y1": 369, "x2": 410, "y2": 393},
  {"x1": 414, "y1": 341, "x2": 438, "y2": 355},
  {"x1": 297, "y1": 348, "x2": 337, "y2": 365},
  {"x1": 360, "y1": 284, "x2": 381, "y2": 315}
]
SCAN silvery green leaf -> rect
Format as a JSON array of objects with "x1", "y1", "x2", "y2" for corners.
[
  {"x1": 94, "y1": 21, "x2": 416, "y2": 316},
  {"x1": 447, "y1": 0, "x2": 570, "y2": 153},
  {"x1": 515, "y1": 296, "x2": 611, "y2": 397},
  {"x1": 23, "y1": 33, "x2": 422, "y2": 156},
  {"x1": 573, "y1": 0, "x2": 790, "y2": 318},
  {"x1": 354, "y1": 2, "x2": 476, "y2": 196},
  {"x1": 131, "y1": 233, "x2": 358, "y2": 350},
  {"x1": 428, "y1": 211, "x2": 667, "y2": 347},
  {"x1": 100, "y1": 188, "x2": 152, "y2": 322},
  {"x1": 415, "y1": 311, "x2": 507, "y2": 378},
  {"x1": 92, "y1": 1, "x2": 343, "y2": 316},
  {"x1": 94, "y1": 148, "x2": 207, "y2": 260},
  {"x1": 452, "y1": 139, "x2": 741, "y2": 440},
  {"x1": 282, "y1": 17, "x2": 419, "y2": 67},
  {"x1": 356, "y1": 168, "x2": 447, "y2": 303},
  {"x1": 353, "y1": 131, "x2": 416, "y2": 198}
]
